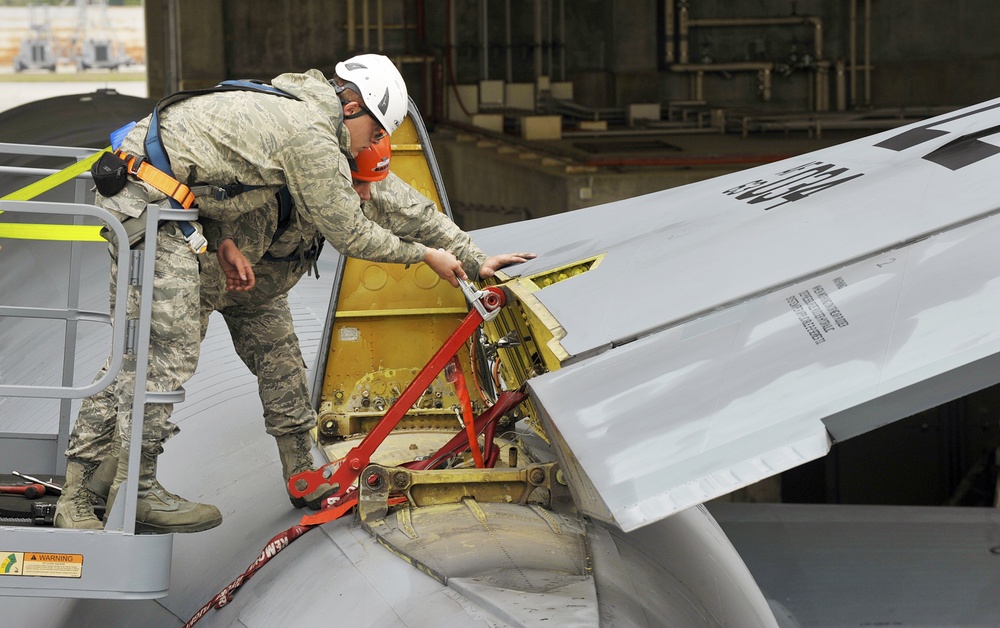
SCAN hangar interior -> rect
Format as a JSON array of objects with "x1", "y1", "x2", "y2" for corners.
[{"x1": 134, "y1": 0, "x2": 1000, "y2": 509}]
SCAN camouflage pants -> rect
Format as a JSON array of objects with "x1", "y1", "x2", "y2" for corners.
[
  {"x1": 65, "y1": 222, "x2": 200, "y2": 462},
  {"x1": 200, "y1": 255, "x2": 313, "y2": 436}
]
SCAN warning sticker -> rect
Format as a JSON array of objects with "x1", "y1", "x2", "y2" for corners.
[
  {"x1": 338, "y1": 326, "x2": 361, "y2": 342},
  {"x1": 1, "y1": 552, "x2": 23, "y2": 576},
  {"x1": 0, "y1": 551, "x2": 83, "y2": 578},
  {"x1": 786, "y1": 280, "x2": 850, "y2": 345}
]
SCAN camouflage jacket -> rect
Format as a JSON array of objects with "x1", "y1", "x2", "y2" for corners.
[
  {"x1": 97, "y1": 69, "x2": 426, "y2": 267},
  {"x1": 208, "y1": 171, "x2": 487, "y2": 281}
]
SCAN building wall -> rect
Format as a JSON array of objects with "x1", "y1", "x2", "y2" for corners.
[{"x1": 141, "y1": 1, "x2": 1000, "y2": 109}]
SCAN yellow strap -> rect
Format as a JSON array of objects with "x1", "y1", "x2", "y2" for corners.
[
  {"x1": 0, "y1": 146, "x2": 110, "y2": 242},
  {"x1": 0, "y1": 223, "x2": 105, "y2": 242}
]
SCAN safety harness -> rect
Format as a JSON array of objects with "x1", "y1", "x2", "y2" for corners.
[{"x1": 100, "y1": 79, "x2": 327, "y2": 264}]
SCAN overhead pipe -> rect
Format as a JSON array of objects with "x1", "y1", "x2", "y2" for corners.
[
  {"x1": 505, "y1": 0, "x2": 512, "y2": 82},
  {"x1": 670, "y1": 6, "x2": 827, "y2": 110},
  {"x1": 664, "y1": 0, "x2": 675, "y2": 65},
  {"x1": 678, "y1": 1, "x2": 689, "y2": 65},
  {"x1": 416, "y1": 0, "x2": 425, "y2": 49},
  {"x1": 835, "y1": 58, "x2": 846, "y2": 111},
  {"x1": 481, "y1": 0, "x2": 489, "y2": 79},
  {"x1": 849, "y1": 0, "x2": 857, "y2": 107},
  {"x1": 362, "y1": 0, "x2": 370, "y2": 51},
  {"x1": 864, "y1": 0, "x2": 871, "y2": 106},
  {"x1": 377, "y1": 0, "x2": 384, "y2": 52},
  {"x1": 546, "y1": 0, "x2": 554, "y2": 78},
  {"x1": 559, "y1": 0, "x2": 566, "y2": 80},
  {"x1": 679, "y1": 15, "x2": 824, "y2": 64},
  {"x1": 164, "y1": 0, "x2": 179, "y2": 94},
  {"x1": 347, "y1": 0, "x2": 356, "y2": 50},
  {"x1": 534, "y1": 0, "x2": 542, "y2": 79},
  {"x1": 444, "y1": 0, "x2": 472, "y2": 117}
]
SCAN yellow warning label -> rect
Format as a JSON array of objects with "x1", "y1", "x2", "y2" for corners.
[{"x1": 0, "y1": 552, "x2": 83, "y2": 578}]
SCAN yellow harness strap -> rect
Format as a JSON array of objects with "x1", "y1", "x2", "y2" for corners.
[{"x1": 0, "y1": 147, "x2": 110, "y2": 242}]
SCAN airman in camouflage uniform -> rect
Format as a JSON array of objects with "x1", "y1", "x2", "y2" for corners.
[
  {"x1": 54, "y1": 56, "x2": 452, "y2": 531},
  {"x1": 199, "y1": 147, "x2": 533, "y2": 508}
]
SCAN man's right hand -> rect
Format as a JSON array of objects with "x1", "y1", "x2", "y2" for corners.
[
  {"x1": 423, "y1": 247, "x2": 467, "y2": 288},
  {"x1": 218, "y1": 238, "x2": 256, "y2": 292}
]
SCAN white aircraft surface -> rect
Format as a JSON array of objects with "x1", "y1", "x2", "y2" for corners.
[{"x1": 0, "y1": 93, "x2": 998, "y2": 627}]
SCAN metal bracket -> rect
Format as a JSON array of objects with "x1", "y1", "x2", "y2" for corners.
[
  {"x1": 458, "y1": 278, "x2": 504, "y2": 322},
  {"x1": 124, "y1": 318, "x2": 138, "y2": 356},
  {"x1": 129, "y1": 249, "x2": 143, "y2": 286},
  {"x1": 358, "y1": 461, "x2": 574, "y2": 525}
]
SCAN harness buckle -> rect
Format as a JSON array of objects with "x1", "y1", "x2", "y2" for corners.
[
  {"x1": 127, "y1": 154, "x2": 145, "y2": 176},
  {"x1": 212, "y1": 182, "x2": 245, "y2": 201}
]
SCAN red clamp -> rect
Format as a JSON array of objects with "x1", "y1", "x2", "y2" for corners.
[{"x1": 288, "y1": 284, "x2": 507, "y2": 504}]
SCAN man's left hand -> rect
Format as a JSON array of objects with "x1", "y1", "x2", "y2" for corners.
[{"x1": 478, "y1": 252, "x2": 537, "y2": 279}]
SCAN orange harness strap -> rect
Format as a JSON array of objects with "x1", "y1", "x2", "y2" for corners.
[{"x1": 115, "y1": 149, "x2": 196, "y2": 209}]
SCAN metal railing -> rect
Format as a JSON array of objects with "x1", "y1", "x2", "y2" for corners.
[{"x1": 0, "y1": 142, "x2": 183, "y2": 598}]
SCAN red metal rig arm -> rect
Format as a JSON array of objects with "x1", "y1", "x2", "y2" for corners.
[{"x1": 288, "y1": 285, "x2": 506, "y2": 501}]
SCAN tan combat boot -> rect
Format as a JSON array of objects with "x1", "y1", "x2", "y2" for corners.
[
  {"x1": 276, "y1": 431, "x2": 337, "y2": 509},
  {"x1": 89, "y1": 437, "x2": 119, "y2": 502},
  {"x1": 106, "y1": 449, "x2": 222, "y2": 533},
  {"x1": 53, "y1": 459, "x2": 104, "y2": 530}
]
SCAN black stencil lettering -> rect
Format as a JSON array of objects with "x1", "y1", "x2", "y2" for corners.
[
  {"x1": 874, "y1": 101, "x2": 1000, "y2": 152},
  {"x1": 921, "y1": 124, "x2": 1000, "y2": 171}
]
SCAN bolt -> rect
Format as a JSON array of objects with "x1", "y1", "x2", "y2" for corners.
[
  {"x1": 529, "y1": 468, "x2": 545, "y2": 484},
  {"x1": 322, "y1": 467, "x2": 333, "y2": 479},
  {"x1": 393, "y1": 471, "x2": 409, "y2": 488},
  {"x1": 555, "y1": 469, "x2": 567, "y2": 486},
  {"x1": 295, "y1": 479, "x2": 308, "y2": 491}
]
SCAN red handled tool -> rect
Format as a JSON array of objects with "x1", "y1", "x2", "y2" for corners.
[{"x1": 0, "y1": 483, "x2": 46, "y2": 499}]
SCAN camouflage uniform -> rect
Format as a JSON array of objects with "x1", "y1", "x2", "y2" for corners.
[
  {"x1": 64, "y1": 222, "x2": 196, "y2": 462},
  {"x1": 66, "y1": 69, "x2": 426, "y2": 463},
  {"x1": 199, "y1": 171, "x2": 487, "y2": 436}
]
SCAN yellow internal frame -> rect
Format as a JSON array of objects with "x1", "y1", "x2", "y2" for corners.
[{"x1": 317, "y1": 117, "x2": 487, "y2": 441}]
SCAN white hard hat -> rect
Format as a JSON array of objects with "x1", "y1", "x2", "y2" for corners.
[{"x1": 334, "y1": 54, "x2": 408, "y2": 135}]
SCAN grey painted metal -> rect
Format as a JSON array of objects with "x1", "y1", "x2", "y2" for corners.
[
  {"x1": 1, "y1": 228, "x2": 778, "y2": 625},
  {"x1": 0, "y1": 143, "x2": 98, "y2": 158},
  {"x1": 472, "y1": 98, "x2": 1000, "y2": 531},
  {"x1": 0, "y1": 528, "x2": 172, "y2": 599},
  {"x1": 0, "y1": 433, "x2": 57, "y2": 475},
  {"x1": 0, "y1": 166, "x2": 93, "y2": 179},
  {"x1": 366, "y1": 500, "x2": 599, "y2": 626},
  {"x1": 59, "y1": 177, "x2": 94, "y2": 474},
  {"x1": 709, "y1": 503, "x2": 1000, "y2": 627},
  {"x1": 0, "y1": 200, "x2": 128, "y2": 400},
  {"x1": 1, "y1": 145, "x2": 192, "y2": 596}
]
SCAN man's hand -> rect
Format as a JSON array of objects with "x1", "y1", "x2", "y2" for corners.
[
  {"x1": 424, "y1": 247, "x2": 467, "y2": 288},
  {"x1": 218, "y1": 238, "x2": 256, "y2": 292},
  {"x1": 478, "y1": 252, "x2": 536, "y2": 279}
]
